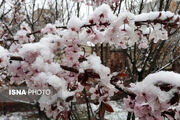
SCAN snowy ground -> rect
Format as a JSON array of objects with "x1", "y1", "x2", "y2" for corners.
[
  {"x1": 0, "y1": 113, "x2": 25, "y2": 120},
  {"x1": 0, "y1": 112, "x2": 39, "y2": 120},
  {"x1": 88, "y1": 101, "x2": 128, "y2": 120},
  {"x1": 91, "y1": 101, "x2": 138, "y2": 120},
  {"x1": 0, "y1": 101, "x2": 137, "y2": 120},
  {"x1": 105, "y1": 101, "x2": 129, "y2": 120}
]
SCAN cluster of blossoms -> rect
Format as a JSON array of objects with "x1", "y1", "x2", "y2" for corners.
[
  {"x1": 0, "y1": 3, "x2": 179, "y2": 120},
  {"x1": 79, "y1": 54, "x2": 117, "y2": 102},
  {"x1": 8, "y1": 0, "x2": 25, "y2": 24},
  {"x1": 14, "y1": 22, "x2": 35, "y2": 44},
  {"x1": 80, "y1": 4, "x2": 179, "y2": 49},
  {"x1": 0, "y1": 0, "x2": 25, "y2": 46},
  {"x1": 124, "y1": 71, "x2": 180, "y2": 120}
]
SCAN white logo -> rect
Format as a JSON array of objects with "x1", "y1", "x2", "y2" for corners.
[
  {"x1": 9, "y1": 89, "x2": 51, "y2": 96},
  {"x1": 9, "y1": 89, "x2": 26, "y2": 95}
]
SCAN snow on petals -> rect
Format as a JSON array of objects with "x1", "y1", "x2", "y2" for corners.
[
  {"x1": 88, "y1": 4, "x2": 116, "y2": 25},
  {"x1": 124, "y1": 71, "x2": 180, "y2": 119},
  {"x1": 67, "y1": 16, "x2": 83, "y2": 32},
  {"x1": 14, "y1": 22, "x2": 34, "y2": 44},
  {"x1": 41, "y1": 24, "x2": 56, "y2": 34}
]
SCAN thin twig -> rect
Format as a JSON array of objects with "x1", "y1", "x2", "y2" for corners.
[
  {"x1": 83, "y1": 89, "x2": 91, "y2": 120},
  {"x1": 156, "y1": 55, "x2": 180, "y2": 72}
]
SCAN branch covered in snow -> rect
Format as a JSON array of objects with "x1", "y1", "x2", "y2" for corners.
[
  {"x1": 0, "y1": 3, "x2": 179, "y2": 120},
  {"x1": 124, "y1": 71, "x2": 180, "y2": 120}
]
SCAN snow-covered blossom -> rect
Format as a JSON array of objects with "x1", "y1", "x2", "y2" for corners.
[
  {"x1": 47, "y1": 75, "x2": 66, "y2": 90},
  {"x1": 14, "y1": 30, "x2": 32, "y2": 44},
  {"x1": 14, "y1": 22, "x2": 34, "y2": 44},
  {"x1": 80, "y1": 54, "x2": 110, "y2": 78},
  {"x1": 116, "y1": 12, "x2": 135, "y2": 27},
  {"x1": 0, "y1": 3, "x2": 179, "y2": 120},
  {"x1": 67, "y1": 16, "x2": 83, "y2": 32},
  {"x1": 20, "y1": 22, "x2": 32, "y2": 32},
  {"x1": 124, "y1": 71, "x2": 180, "y2": 119},
  {"x1": 87, "y1": 4, "x2": 116, "y2": 25},
  {"x1": 149, "y1": 24, "x2": 168, "y2": 43},
  {"x1": 41, "y1": 24, "x2": 56, "y2": 34},
  {"x1": 79, "y1": 54, "x2": 116, "y2": 102}
]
